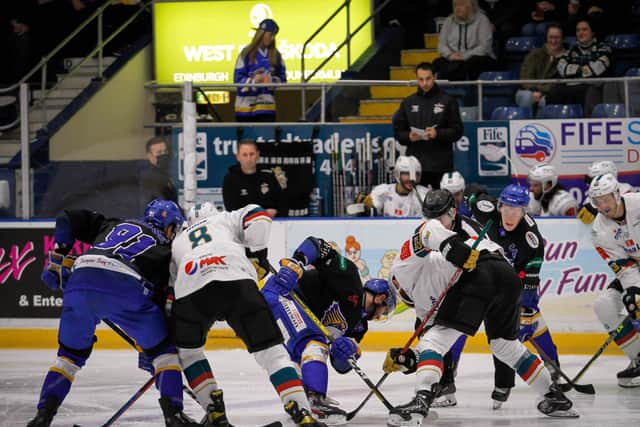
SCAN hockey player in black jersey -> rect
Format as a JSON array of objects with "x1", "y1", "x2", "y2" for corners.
[
  {"x1": 262, "y1": 236, "x2": 396, "y2": 425},
  {"x1": 383, "y1": 189, "x2": 577, "y2": 426},
  {"x1": 27, "y1": 200, "x2": 200, "y2": 427}
]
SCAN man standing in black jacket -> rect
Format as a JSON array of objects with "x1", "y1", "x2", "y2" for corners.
[
  {"x1": 223, "y1": 139, "x2": 287, "y2": 217},
  {"x1": 393, "y1": 62, "x2": 463, "y2": 189}
]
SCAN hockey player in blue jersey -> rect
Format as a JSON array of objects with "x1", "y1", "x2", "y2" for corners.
[
  {"x1": 262, "y1": 236, "x2": 396, "y2": 425},
  {"x1": 27, "y1": 199, "x2": 199, "y2": 427}
]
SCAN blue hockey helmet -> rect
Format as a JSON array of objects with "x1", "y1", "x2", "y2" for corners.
[
  {"x1": 499, "y1": 184, "x2": 530, "y2": 208},
  {"x1": 364, "y1": 278, "x2": 397, "y2": 316},
  {"x1": 144, "y1": 199, "x2": 185, "y2": 231}
]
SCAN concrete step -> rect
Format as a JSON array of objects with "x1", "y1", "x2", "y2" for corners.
[
  {"x1": 29, "y1": 121, "x2": 46, "y2": 134},
  {"x1": 33, "y1": 88, "x2": 82, "y2": 99},
  {"x1": 359, "y1": 99, "x2": 402, "y2": 116},
  {"x1": 370, "y1": 85, "x2": 416, "y2": 99},
  {"x1": 389, "y1": 66, "x2": 416, "y2": 80},
  {"x1": 55, "y1": 74, "x2": 93, "y2": 89},
  {"x1": 29, "y1": 108, "x2": 63, "y2": 123},
  {"x1": 0, "y1": 140, "x2": 20, "y2": 163},
  {"x1": 401, "y1": 49, "x2": 440, "y2": 66},
  {"x1": 38, "y1": 97, "x2": 75, "y2": 108},
  {"x1": 339, "y1": 115, "x2": 392, "y2": 123},
  {"x1": 424, "y1": 33, "x2": 439, "y2": 49},
  {"x1": 63, "y1": 56, "x2": 116, "y2": 71}
]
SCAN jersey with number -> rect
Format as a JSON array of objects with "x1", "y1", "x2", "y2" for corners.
[
  {"x1": 527, "y1": 187, "x2": 578, "y2": 216},
  {"x1": 369, "y1": 183, "x2": 429, "y2": 217},
  {"x1": 390, "y1": 229, "x2": 457, "y2": 323},
  {"x1": 170, "y1": 204, "x2": 272, "y2": 300},
  {"x1": 64, "y1": 209, "x2": 172, "y2": 291},
  {"x1": 591, "y1": 192, "x2": 640, "y2": 291}
]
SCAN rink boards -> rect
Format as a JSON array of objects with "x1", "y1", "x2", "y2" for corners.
[{"x1": 0, "y1": 218, "x2": 622, "y2": 354}]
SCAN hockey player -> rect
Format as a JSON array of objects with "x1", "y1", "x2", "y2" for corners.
[
  {"x1": 384, "y1": 189, "x2": 577, "y2": 426},
  {"x1": 352, "y1": 155, "x2": 428, "y2": 217},
  {"x1": 262, "y1": 236, "x2": 396, "y2": 425},
  {"x1": 168, "y1": 203, "x2": 326, "y2": 426},
  {"x1": 589, "y1": 174, "x2": 640, "y2": 387},
  {"x1": 439, "y1": 171, "x2": 465, "y2": 209},
  {"x1": 577, "y1": 160, "x2": 635, "y2": 225},
  {"x1": 527, "y1": 163, "x2": 578, "y2": 216},
  {"x1": 28, "y1": 200, "x2": 199, "y2": 427}
]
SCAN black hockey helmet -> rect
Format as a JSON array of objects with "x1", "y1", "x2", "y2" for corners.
[{"x1": 422, "y1": 189, "x2": 454, "y2": 218}]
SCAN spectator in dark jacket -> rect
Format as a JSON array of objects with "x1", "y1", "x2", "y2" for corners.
[
  {"x1": 521, "y1": 1, "x2": 565, "y2": 37},
  {"x1": 393, "y1": 62, "x2": 463, "y2": 189},
  {"x1": 222, "y1": 139, "x2": 287, "y2": 217},
  {"x1": 548, "y1": 18, "x2": 612, "y2": 116},
  {"x1": 141, "y1": 136, "x2": 178, "y2": 204}
]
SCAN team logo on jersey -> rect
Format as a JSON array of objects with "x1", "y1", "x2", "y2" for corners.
[
  {"x1": 272, "y1": 166, "x2": 288, "y2": 190},
  {"x1": 513, "y1": 123, "x2": 556, "y2": 165},
  {"x1": 433, "y1": 103, "x2": 444, "y2": 114},
  {"x1": 411, "y1": 104, "x2": 419, "y2": 112},
  {"x1": 476, "y1": 200, "x2": 495, "y2": 213},
  {"x1": 184, "y1": 260, "x2": 198, "y2": 275},
  {"x1": 525, "y1": 231, "x2": 539, "y2": 248},
  {"x1": 321, "y1": 301, "x2": 348, "y2": 333},
  {"x1": 260, "y1": 182, "x2": 270, "y2": 194},
  {"x1": 411, "y1": 232, "x2": 428, "y2": 257}
]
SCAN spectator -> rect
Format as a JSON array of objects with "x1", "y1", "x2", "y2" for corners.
[
  {"x1": 5, "y1": 1, "x2": 38, "y2": 84},
  {"x1": 393, "y1": 62, "x2": 463, "y2": 189},
  {"x1": 565, "y1": 0, "x2": 631, "y2": 37},
  {"x1": 433, "y1": 0, "x2": 497, "y2": 80},
  {"x1": 141, "y1": 136, "x2": 177, "y2": 204},
  {"x1": 222, "y1": 139, "x2": 287, "y2": 217},
  {"x1": 516, "y1": 24, "x2": 565, "y2": 115},
  {"x1": 521, "y1": 1, "x2": 564, "y2": 37},
  {"x1": 233, "y1": 18, "x2": 286, "y2": 122},
  {"x1": 549, "y1": 18, "x2": 612, "y2": 116}
]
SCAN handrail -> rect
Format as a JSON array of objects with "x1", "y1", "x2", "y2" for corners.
[{"x1": 299, "y1": 0, "x2": 394, "y2": 119}]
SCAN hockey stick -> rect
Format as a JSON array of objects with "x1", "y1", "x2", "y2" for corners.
[
  {"x1": 102, "y1": 375, "x2": 156, "y2": 427},
  {"x1": 346, "y1": 219, "x2": 493, "y2": 420},
  {"x1": 528, "y1": 338, "x2": 595, "y2": 394},
  {"x1": 569, "y1": 314, "x2": 633, "y2": 386},
  {"x1": 103, "y1": 319, "x2": 199, "y2": 402}
]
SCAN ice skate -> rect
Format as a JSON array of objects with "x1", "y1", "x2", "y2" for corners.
[
  {"x1": 308, "y1": 391, "x2": 347, "y2": 425},
  {"x1": 537, "y1": 384, "x2": 579, "y2": 418},
  {"x1": 491, "y1": 387, "x2": 510, "y2": 410},
  {"x1": 387, "y1": 390, "x2": 436, "y2": 427},
  {"x1": 204, "y1": 389, "x2": 234, "y2": 426},
  {"x1": 158, "y1": 397, "x2": 201, "y2": 427},
  {"x1": 617, "y1": 355, "x2": 640, "y2": 388},
  {"x1": 26, "y1": 397, "x2": 58, "y2": 427},
  {"x1": 431, "y1": 382, "x2": 457, "y2": 408},
  {"x1": 284, "y1": 400, "x2": 327, "y2": 427}
]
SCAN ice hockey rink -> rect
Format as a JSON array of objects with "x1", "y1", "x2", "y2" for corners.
[{"x1": 1, "y1": 349, "x2": 638, "y2": 427}]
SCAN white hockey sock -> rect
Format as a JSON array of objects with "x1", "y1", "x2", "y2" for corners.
[
  {"x1": 490, "y1": 338, "x2": 551, "y2": 396},
  {"x1": 177, "y1": 347, "x2": 218, "y2": 410}
]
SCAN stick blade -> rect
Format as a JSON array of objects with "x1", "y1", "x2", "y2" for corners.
[{"x1": 573, "y1": 383, "x2": 596, "y2": 394}]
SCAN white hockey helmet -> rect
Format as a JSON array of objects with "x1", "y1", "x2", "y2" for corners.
[
  {"x1": 187, "y1": 202, "x2": 218, "y2": 225},
  {"x1": 589, "y1": 173, "x2": 620, "y2": 199},
  {"x1": 440, "y1": 171, "x2": 465, "y2": 194},
  {"x1": 588, "y1": 160, "x2": 618, "y2": 178},
  {"x1": 528, "y1": 163, "x2": 558, "y2": 191},
  {"x1": 394, "y1": 156, "x2": 421, "y2": 183}
]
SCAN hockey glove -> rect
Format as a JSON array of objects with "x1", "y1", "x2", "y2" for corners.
[
  {"x1": 576, "y1": 204, "x2": 597, "y2": 224},
  {"x1": 268, "y1": 258, "x2": 304, "y2": 295},
  {"x1": 292, "y1": 236, "x2": 333, "y2": 266},
  {"x1": 622, "y1": 287, "x2": 640, "y2": 320},
  {"x1": 41, "y1": 251, "x2": 75, "y2": 291},
  {"x1": 330, "y1": 337, "x2": 361, "y2": 364},
  {"x1": 383, "y1": 347, "x2": 418, "y2": 374},
  {"x1": 138, "y1": 352, "x2": 155, "y2": 375},
  {"x1": 246, "y1": 248, "x2": 270, "y2": 280},
  {"x1": 521, "y1": 283, "x2": 540, "y2": 309},
  {"x1": 518, "y1": 307, "x2": 540, "y2": 342},
  {"x1": 462, "y1": 249, "x2": 480, "y2": 271}
]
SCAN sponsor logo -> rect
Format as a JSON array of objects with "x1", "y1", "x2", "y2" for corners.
[
  {"x1": 411, "y1": 233, "x2": 427, "y2": 257},
  {"x1": 514, "y1": 123, "x2": 556, "y2": 165},
  {"x1": 525, "y1": 231, "x2": 540, "y2": 248},
  {"x1": 185, "y1": 260, "x2": 198, "y2": 275},
  {"x1": 199, "y1": 256, "x2": 226, "y2": 267},
  {"x1": 476, "y1": 199, "x2": 495, "y2": 213},
  {"x1": 411, "y1": 105, "x2": 419, "y2": 113},
  {"x1": 433, "y1": 103, "x2": 444, "y2": 114}
]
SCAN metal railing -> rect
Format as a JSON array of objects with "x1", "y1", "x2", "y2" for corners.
[
  {"x1": 299, "y1": 0, "x2": 393, "y2": 119},
  {"x1": 147, "y1": 75, "x2": 640, "y2": 124}
]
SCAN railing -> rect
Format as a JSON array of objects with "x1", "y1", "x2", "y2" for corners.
[
  {"x1": 146, "y1": 75, "x2": 640, "y2": 124},
  {"x1": 299, "y1": 0, "x2": 393, "y2": 119}
]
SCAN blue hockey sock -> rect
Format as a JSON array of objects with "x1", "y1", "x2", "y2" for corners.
[
  {"x1": 301, "y1": 359, "x2": 328, "y2": 395},
  {"x1": 532, "y1": 330, "x2": 559, "y2": 361},
  {"x1": 449, "y1": 335, "x2": 467, "y2": 363}
]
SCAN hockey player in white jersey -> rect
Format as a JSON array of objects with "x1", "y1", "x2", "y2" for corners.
[
  {"x1": 527, "y1": 163, "x2": 578, "y2": 216},
  {"x1": 383, "y1": 189, "x2": 577, "y2": 426},
  {"x1": 589, "y1": 174, "x2": 640, "y2": 387},
  {"x1": 168, "y1": 203, "x2": 326, "y2": 426},
  {"x1": 577, "y1": 160, "x2": 635, "y2": 224},
  {"x1": 353, "y1": 155, "x2": 428, "y2": 217}
]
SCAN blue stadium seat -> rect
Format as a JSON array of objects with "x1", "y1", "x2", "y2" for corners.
[
  {"x1": 606, "y1": 34, "x2": 640, "y2": 76},
  {"x1": 605, "y1": 34, "x2": 640, "y2": 50},
  {"x1": 460, "y1": 106, "x2": 479, "y2": 121},
  {"x1": 490, "y1": 106, "x2": 533, "y2": 120},
  {"x1": 591, "y1": 103, "x2": 625, "y2": 118},
  {"x1": 505, "y1": 37, "x2": 540, "y2": 53},
  {"x1": 540, "y1": 104, "x2": 584, "y2": 119},
  {"x1": 479, "y1": 71, "x2": 516, "y2": 119},
  {"x1": 627, "y1": 67, "x2": 640, "y2": 76}
]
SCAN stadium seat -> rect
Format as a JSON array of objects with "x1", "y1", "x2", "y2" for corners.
[
  {"x1": 605, "y1": 34, "x2": 640, "y2": 50},
  {"x1": 490, "y1": 106, "x2": 532, "y2": 120},
  {"x1": 627, "y1": 67, "x2": 640, "y2": 76},
  {"x1": 606, "y1": 34, "x2": 640, "y2": 76},
  {"x1": 479, "y1": 71, "x2": 516, "y2": 119},
  {"x1": 504, "y1": 37, "x2": 541, "y2": 78},
  {"x1": 591, "y1": 103, "x2": 625, "y2": 118},
  {"x1": 540, "y1": 104, "x2": 583, "y2": 119},
  {"x1": 460, "y1": 106, "x2": 479, "y2": 121},
  {"x1": 564, "y1": 36, "x2": 577, "y2": 48}
]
